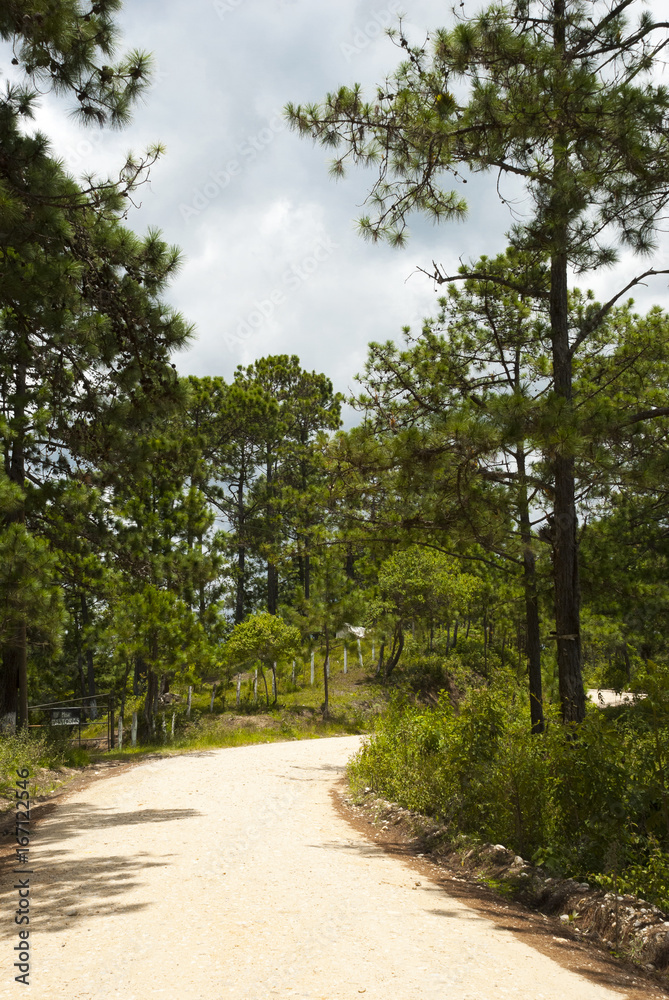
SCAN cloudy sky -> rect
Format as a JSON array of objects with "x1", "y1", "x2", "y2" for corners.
[{"x1": 18, "y1": 0, "x2": 669, "y2": 408}]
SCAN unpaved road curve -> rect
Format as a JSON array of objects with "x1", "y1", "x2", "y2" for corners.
[{"x1": 0, "y1": 737, "x2": 637, "y2": 999}]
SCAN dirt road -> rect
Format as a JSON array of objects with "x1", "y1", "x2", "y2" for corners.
[{"x1": 0, "y1": 736, "x2": 650, "y2": 998}]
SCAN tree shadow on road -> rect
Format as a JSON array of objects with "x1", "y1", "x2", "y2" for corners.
[
  {"x1": 27, "y1": 803, "x2": 202, "y2": 845},
  {"x1": 0, "y1": 849, "x2": 167, "y2": 936},
  {"x1": 0, "y1": 802, "x2": 202, "y2": 937}
]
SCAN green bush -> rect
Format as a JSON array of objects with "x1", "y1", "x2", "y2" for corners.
[
  {"x1": 348, "y1": 680, "x2": 669, "y2": 906},
  {"x1": 0, "y1": 728, "x2": 90, "y2": 800},
  {"x1": 591, "y1": 839, "x2": 669, "y2": 910}
]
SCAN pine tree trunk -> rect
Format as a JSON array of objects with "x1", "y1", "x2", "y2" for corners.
[
  {"x1": 266, "y1": 456, "x2": 278, "y2": 615},
  {"x1": 260, "y1": 667, "x2": 270, "y2": 708},
  {"x1": 322, "y1": 635, "x2": 330, "y2": 720},
  {"x1": 15, "y1": 625, "x2": 27, "y2": 731},
  {"x1": 517, "y1": 446, "x2": 545, "y2": 734},
  {"x1": 235, "y1": 545, "x2": 245, "y2": 624},
  {"x1": 76, "y1": 626, "x2": 86, "y2": 701},
  {"x1": 384, "y1": 626, "x2": 404, "y2": 678},
  {"x1": 550, "y1": 246, "x2": 584, "y2": 724},
  {"x1": 549, "y1": 2, "x2": 584, "y2": 725},
  {"x1": 120, "y1": 662, "x2": 130, "y2": 722},
  {"x1": 1, "y1": 645, "x2": 19, "y2": 730},
  {"x1": 144, "y1": 668, "x2": 157, "y2": 732},
  {"x1": 267, "y1": 561, "x2": 278, "y2": 615},
  {"x1": 80, "y1": 594, "x2": 97, "y2": 720},
  {"x1": 1, "y1": 359, "x2": 27, "y2": 728}
]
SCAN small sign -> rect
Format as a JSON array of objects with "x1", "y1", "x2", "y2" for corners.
[{"x1": 51, "y1": 708, "x2": 80, "y2": 727}]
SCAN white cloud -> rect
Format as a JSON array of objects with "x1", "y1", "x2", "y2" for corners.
[{"x1": 10, "y1": 0, "x2": 669, "y2": 398}]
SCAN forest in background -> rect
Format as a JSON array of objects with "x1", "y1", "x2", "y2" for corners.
[{"x1": 3, "y1": 0, "x2": 669, "y2": 909}]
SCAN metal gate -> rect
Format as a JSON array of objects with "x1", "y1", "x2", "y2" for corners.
[{"x1": 28, "y1": 694, "x2": 115, "y2": 751}]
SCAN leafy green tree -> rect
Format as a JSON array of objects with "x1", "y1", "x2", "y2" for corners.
[
  {"x1": 223, "y1": 611, "x2": 300, "y2": 707},
  {"x1": 352, "y1": 249, "x2": 550, "y2": 726},
  {"x1": 337, "y1": 253, "x2": 669, "y2": 726},
  {"x1": 234, "y1": 356, "x2": 342, "y2": 613},
  {"x1": 287, "y1": 544, "x2": 365, "y2": 718},
  {"x1": 179, "y1": 376, "x2": 275, "y2": 624},
  {"x1": 1, "y1": 0, "x2": 152, "y2": 129},
  {"x1": 287, "y1": 0, "x2": 669, "y2": 722},
  {"x1": 103, "y1": 579, "x2": 219, "y2": 736},
  {"x1": 0, "y1": 0, "x2": 191, "y2": 728},
  {"x1": 0, "y1": 470, "x2": 63, "y2": 728},
  {"x1": 370, "y1": 546, "x2": 482, "y2": 678},
  {"x1": 104, "y1": 410, "x2": 230, "y2": 727}
]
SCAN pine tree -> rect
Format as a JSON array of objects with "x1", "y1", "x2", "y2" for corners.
[
  {"x1": 0, "y1": 1, "x2": 190, "y2": 728},
  {"x1": 287, "y1": 0, "x2": 669, "y2": 722}
]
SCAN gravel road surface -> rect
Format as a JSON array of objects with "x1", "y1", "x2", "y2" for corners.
[{"x1": 1, "y1": 736, "x2": 635, "y2": 999}]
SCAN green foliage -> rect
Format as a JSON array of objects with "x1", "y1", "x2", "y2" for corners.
[
  {"x1": 0, "y1": 0, "x2": 153, "y2": 129},
  {"x1": 288, "y1": 1, "x2": 669, "y2": 724},
  {"x1": 591, "y1": 839, "x2": 669, "y2": 911},
  {"x1": 349, "y1": 683, "x2": 669, "y2": 901},
  {"x1": 372, "y1": 547, "x2": 481, "y2": 632},
  {"x1": 287, "y1": 2, "x2": 669, "y2": 260},
  {"x1": 104, "y1": 582, "x2": 220, "y2": 684},
  {"x1": 0, "y1": 470, "x2": 63, "y2": 648},
  {"x1": 224, "y1": 612, "x2": 301, "y2": 672},
  {"x1": 0, "y1": 728, "x2": 90, "y2": 802},
  {"x1": 0, "y1": 0, "x2": 192, "y2": 723}
]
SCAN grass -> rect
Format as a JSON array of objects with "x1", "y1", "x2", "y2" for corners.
[
  {"x1": 1, "y1": 648, "x2": 388, "y2": 799},
  {"x1": 0, "y1": 728, "x2": 92, "y2": 810},
  {"x1": 110, "y1": 643, "x2": 387, "y2": 755}
]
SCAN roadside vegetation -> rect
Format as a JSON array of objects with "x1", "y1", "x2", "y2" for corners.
[
  {"x1": 4, "y1": 0, "x2": 669, "y2": 942},
  {"x1": 349, "y1": 658, "x2": 669, "y2": 912}
]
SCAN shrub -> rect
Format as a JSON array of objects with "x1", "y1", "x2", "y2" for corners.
[
  {"x1": 0, "y1": 727, "x2": 90, "y2": 801},
  {"x1": 348, "y1": 682, "x2": 669, "y2": 902}
]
